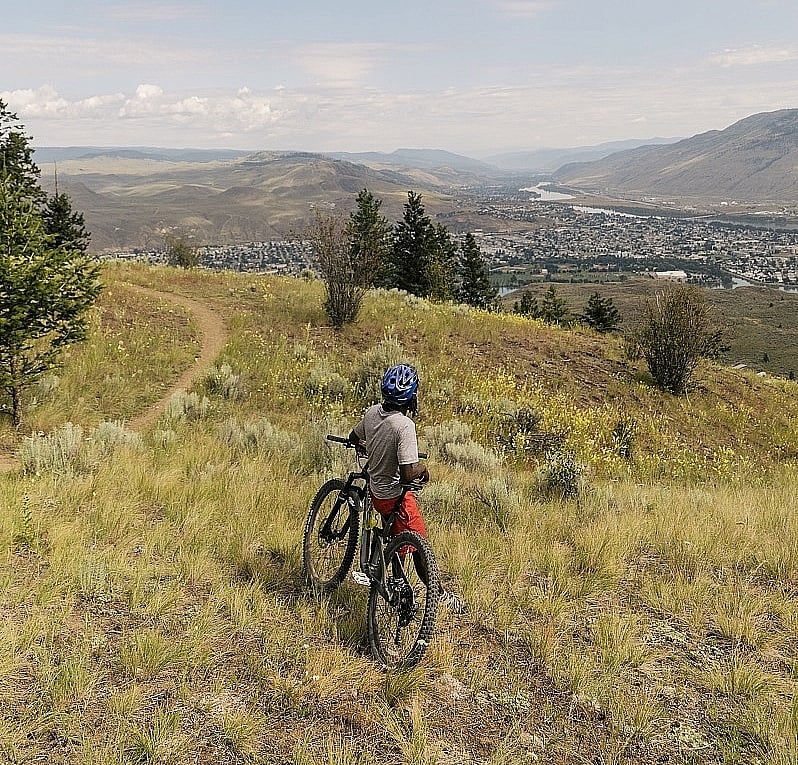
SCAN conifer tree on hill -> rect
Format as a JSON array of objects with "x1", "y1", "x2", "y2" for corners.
[
  {"x1": 457, "y1": 233, "x2": 498, "y2": 310},
  {"x1": 349, "y1": 188, "x2": 392, "y2": 288},
  {"x1": 390, "y1": 190, "x2": 435, "y2": 296},
  {"x1": 540, "y1": 284, "x2": 570, "y2": 326},
  {"x1": 428, "y1": 222, "x2": 458, "y2": 301},
  {"x1": 580, "y1": 291, "x2": 621, "y2": 333},
  {"x1": 0, "y1": 100, "x2": 101, "y2": 427},
  {"x1": 387, "y1": 191, "x2": 457, "y2": 300},
  {"x1": 514, "y1": 290, "x2": 540, "y2": 318}
]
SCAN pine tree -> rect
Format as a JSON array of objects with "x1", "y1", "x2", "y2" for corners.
[
  {"x1": 349, "y1": 189, "x2": 392, "y2": 287},
  {"x1": 457, "y1": 233, "x2": 498, "y2": 310},
  {"x1": 580, "y1": 291, "x2": 621, "y2": 332},
  {"x1": 514, "y1": 290, "x2": 540, "y2": 317},
  {"x1": 390, "y1": 191, "x2": 436, "y2": 296},
  {"x1": 0, "y1": 102, "x2": 101, "y2": 427},
  {"x1": 43, "y1": 189, "x2": 91, "y2": 254},
  {"x1": 540, "y1": 284, "x2": 570, "y2": 326},
  {"x1": 427, "y1": 223, "x2": 458, "y2": 301},
  {"x1": 0, "y1": 100, "x2": 43, "y2": 203}
]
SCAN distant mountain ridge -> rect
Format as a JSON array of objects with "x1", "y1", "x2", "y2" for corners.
[
  {"x1": 485, "y1": 138, "x2": 679, "y2": 173},
  {"x1": 44, "y1": 151, "x2": 449, "y2": 251},
  {"x1": 34, "y1": 146, "x2": 252, "y2": 163},
  {"x1": 554, "y1": 109, "x2": 798, "y2": 201}
]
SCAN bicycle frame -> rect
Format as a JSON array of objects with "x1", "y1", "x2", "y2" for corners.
[
  {"x1": 324, "y1": 440, "x2": 412, "y2": 605},
  {"x1": 306, "y1": 435, "x2": 441, "y2": 670}
]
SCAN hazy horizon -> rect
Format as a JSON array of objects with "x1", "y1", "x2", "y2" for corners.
[{"x1": 3, "y1": 1, "x2": 797, "y2": 154}]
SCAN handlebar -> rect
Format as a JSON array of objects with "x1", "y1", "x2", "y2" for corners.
[
  {"x1": 326, "y1": 434, "x2": 351, "y2": 445},
  {"x1": 325, "y1": 434, "x2": 427, "y2": 459}
]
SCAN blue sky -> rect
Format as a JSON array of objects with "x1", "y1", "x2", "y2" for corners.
[{"x1": 2, "y1": 0, "x2": 797, "y2": 155}]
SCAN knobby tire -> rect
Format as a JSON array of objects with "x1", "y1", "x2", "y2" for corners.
[
  {"x1": 302, "y1": 479, "x2": 360, "y2": 595},
  {"x1": 367, "y1": 530, "x2": 440, "y2": 671}
]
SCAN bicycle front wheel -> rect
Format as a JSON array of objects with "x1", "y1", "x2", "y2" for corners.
[
  {"x1": 367, "y1": 531, "x2": 440, "y2": 671},
  {"x1": 302, "y1": 479, "x2": 360, "y2": 595}
]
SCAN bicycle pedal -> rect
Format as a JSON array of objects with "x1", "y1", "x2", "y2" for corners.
[{"x1": 351, "y1": 571, "x2": 370, "y2": 586}]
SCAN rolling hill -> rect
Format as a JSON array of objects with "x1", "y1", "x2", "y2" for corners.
[
  {"x1": 554, "y1": 109, "x2": 798, "y2": 202},
  {"x1": 39, "y1": 151, "x2": 462, "y2": 251}
]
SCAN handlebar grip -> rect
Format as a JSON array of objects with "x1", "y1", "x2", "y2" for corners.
[{"x1": 326, "y1": 434, "x2": 351, "y2": 445}]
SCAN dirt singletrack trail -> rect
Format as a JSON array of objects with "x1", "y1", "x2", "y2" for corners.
[
  {"x1": 124, "y1": 284, "x2": 229, "y2": 432},
  {"x1": 0, "y1": 284, "x2": 229, "y2": 473}
]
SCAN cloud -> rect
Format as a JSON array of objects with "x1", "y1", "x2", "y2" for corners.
[
  {"x1": 0, "y1": 32, "x2": 206, "y2": 70},
  {"x1": 102, "y1": 3, "x2": 198, "y2": 22},
  {"x1": 292, "y1": 42, "x2": 421, "y2": 87},
  {"x1": 495, "y1": 1, "x2": 554, "y2": 19},
  {"x1": 4, "y1": 65, "x2": 797, "y2": 154},
  {"x1": 709, "y1": 44, "x2": 798, "y2": 67}
]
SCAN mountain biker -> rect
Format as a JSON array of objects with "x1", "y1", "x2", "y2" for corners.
[{"x1": 348, "y1": 363, "x2": 465, "y2": 614}]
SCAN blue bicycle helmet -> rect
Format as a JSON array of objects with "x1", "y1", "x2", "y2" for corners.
[{"x1": 381, "y1": 364, "x2": 419, "y2": 407}]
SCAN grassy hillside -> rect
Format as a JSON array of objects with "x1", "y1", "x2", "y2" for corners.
[
  {"x1": 2, "y1": 264, "x2": 798, "y2": 764},
  {"x1": 503, "y1": 279, "x2": 798, "y2": 380}
]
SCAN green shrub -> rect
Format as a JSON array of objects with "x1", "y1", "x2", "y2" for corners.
[
  {"x1": 628, "y1": 285, "x2": 723, "y2": 395},
  {"x1": 611, "y1": 414, "x2": 638, "y2": 460}
]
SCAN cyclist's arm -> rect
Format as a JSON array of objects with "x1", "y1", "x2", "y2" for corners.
[
  {"x1": 400, "y1": 461, "x2": 429, "y2": 485},
  {"x1": 348, "y1": 429, "x2": 367, "y2": 455}
]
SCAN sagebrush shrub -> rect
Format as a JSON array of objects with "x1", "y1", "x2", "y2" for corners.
[
  {"x1": 471, "y1": 476, "x2": 523, "y2": 531},
  {"x1": 204, "y1": 363, "x2": 244, "y2": 400},
  {"x1": 538, "y1": 450, "x2": 587, "y2": 499},
  {"x1": 423, "y1": 420, "x2": 472, "y2": 451},
  {"x1": 304, "y1": 361, "x2": 350, "y2": 402},
  {"x1": 164, "y1": 390, "x2": 210, "y2": 423},
  {"x1": 423, "y1": 419, "x2": 501, "y2": 472},
  {"x1": 442, "y1": 440, "x2": 501, "y2": 472},
  {"x1": 218, "y1": 417, "x2": 293, "y2": 454},
  {"x1": 89, "y1": 420, "x2": 143, "y2": 456},
  {"x1": 21, "y1": 423, "x2": 85, "y2": 474},
  {"x1": 20, "y1": 421, "x2": 141, "y2": 474},
  {"x1": 36, "y1": 373, "x2": 60, "y2": 400},
  {"x1": 351, "y1": 336, "x2": 412, "y2": 403}
]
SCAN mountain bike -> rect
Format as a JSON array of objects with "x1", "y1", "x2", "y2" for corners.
[{"x1": 302, "y1": 435, "x2": 440, "y2": 670}]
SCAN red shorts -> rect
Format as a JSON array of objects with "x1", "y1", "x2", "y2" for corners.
[{"x1": 370, "y1": 491, "x2": 428, "y2": 539}]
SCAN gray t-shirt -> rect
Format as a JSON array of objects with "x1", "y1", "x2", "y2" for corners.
[{"x1": 353, "y1": 404, "x2": 419, "y2": 499}]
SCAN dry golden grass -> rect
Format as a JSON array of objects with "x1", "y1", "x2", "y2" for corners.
[{"x1": 1, "y1": 262, "x2": 798, "y2": 763}]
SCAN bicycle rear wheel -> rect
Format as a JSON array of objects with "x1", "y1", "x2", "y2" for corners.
[
  {"x1": 367, "y1": 531, "x2": 440, "y2": 671},
  {"x1": 302, "y1": 479, "x2": 360, "y2": 594}
]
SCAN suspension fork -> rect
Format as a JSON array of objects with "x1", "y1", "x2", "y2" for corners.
[{"x1": 319, "y1": 473, "x2": 362, "y2": 541}]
